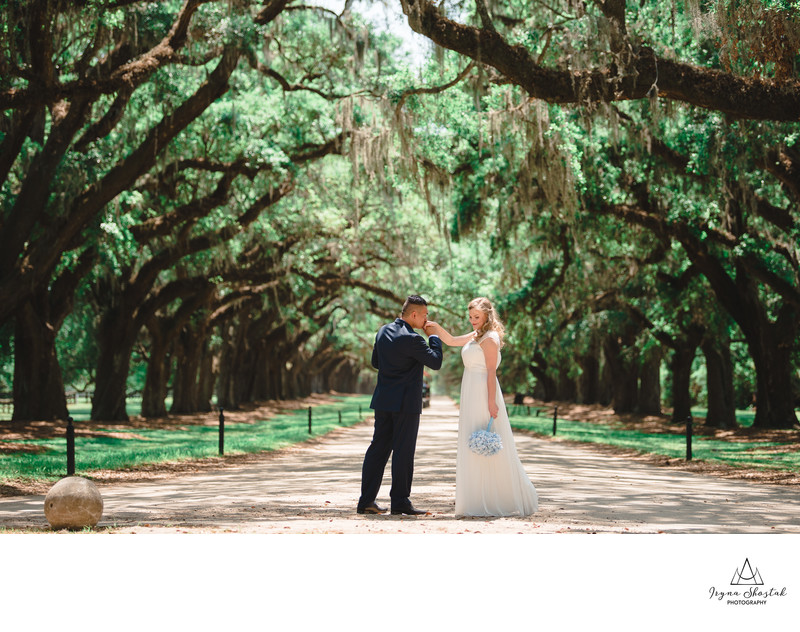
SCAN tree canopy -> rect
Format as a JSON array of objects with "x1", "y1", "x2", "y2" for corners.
[{"x1": 0, "y1": 0, "x2": 798, "y2": 429}]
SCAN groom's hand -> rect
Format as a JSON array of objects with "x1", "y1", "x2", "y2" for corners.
[{"x1": 423, "y1": 321, "x2": 438, "y2": 336}]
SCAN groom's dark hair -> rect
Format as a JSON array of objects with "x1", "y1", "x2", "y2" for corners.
[{"x1": 401, "y1": 295, "x2": 427, "y2": 315}]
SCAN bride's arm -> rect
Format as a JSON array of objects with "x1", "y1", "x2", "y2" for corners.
[
  {"x1": 480, "y1": 337, "x2": 500, "y2": 418},
  {"x1": 424, "y1": 322, "x2": 473, "y2": 347}
]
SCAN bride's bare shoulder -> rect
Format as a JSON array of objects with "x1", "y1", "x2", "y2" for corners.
[{"x1": 479, "y1": 330, "x2": 500, "y2": 341}]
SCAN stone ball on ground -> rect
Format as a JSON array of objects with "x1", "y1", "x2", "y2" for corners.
[{"x1": 44, "y1": 476, "x2": 103, "y2": 530}]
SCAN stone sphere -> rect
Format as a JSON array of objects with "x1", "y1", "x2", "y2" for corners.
[{"x1": 44, "y1": 477, "x2": 103, "y2": 530}]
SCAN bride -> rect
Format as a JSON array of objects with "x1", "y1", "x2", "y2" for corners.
[{"x1": 425, "y1": 297, "x2": 538, "y2": 517}]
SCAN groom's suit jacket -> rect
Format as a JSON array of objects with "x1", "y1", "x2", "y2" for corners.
[{"x1": 370, "y1": 318, "x2": 443, "y2": 414}]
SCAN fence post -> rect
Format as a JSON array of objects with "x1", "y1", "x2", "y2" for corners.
[
  {"x1": 308, "y1": 406, "x2": 312, "y2": 434},
  {"x1": 552, "y1": 406, "x2": 558, "y2": 436},
  {"x1": 358, "y1": 404, "x2": 362, "y2": 419},
  {"x1": 66, "y1": 416, "x2": 75, "y2": 476},
  {"x1": 219, "y1": 407, "x2": 225, "y2": 455},
  {"x1": 686, "y1": 414, "x2": 693, "y2": 461},
  {"x1": 338, "y1": 410, "x2": 342, "y2": 425}
]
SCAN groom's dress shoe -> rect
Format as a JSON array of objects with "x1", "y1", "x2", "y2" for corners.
[
  {"x1": 357, "y1": 502, "x2": 386, "y2": 515},
  {"x1": 391, "y1": 503, "x2": 427, "y2": 516}
]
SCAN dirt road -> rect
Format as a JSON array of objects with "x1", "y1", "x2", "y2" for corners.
[{"x1": 1, "y1": 396, "x2": 799, "y2": 533}]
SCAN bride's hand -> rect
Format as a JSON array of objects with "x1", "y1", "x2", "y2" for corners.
[
  {"x1": 488, "y1": 402, "x2": 499, "y2": 418},
  {"x1": 423, "y1": 321, "x2": 440, "y2": 336}
]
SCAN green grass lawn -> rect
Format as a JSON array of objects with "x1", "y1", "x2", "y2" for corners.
[
  {"x1": 507, "y1": 407, "x2": 800, "y2": 472},
  {"x1": 3, "y1": 397, "x2": 173, "y2": 423},
  {"x1": 689, "y1": 407, "x2": 756, "y2": 428},
  {"x1": 65, "y1": 398, "x2": 141, "y2": 421},
  {"x1": 0, "y1": 395, "x2": 373, "y2": 484}
]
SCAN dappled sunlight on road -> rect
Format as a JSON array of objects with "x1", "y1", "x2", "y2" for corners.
[{"x1": 525, "y1": 441, "x2": 800, "y2": 533}]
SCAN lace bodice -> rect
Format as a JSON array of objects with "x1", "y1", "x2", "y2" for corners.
[{"x1": 461, "y1": 330, "x2": 501, "y2": 371}]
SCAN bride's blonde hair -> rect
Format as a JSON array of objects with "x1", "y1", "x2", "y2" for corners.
[{"x1": 469, "y1": 297, "x2": 505, "y2": 348}]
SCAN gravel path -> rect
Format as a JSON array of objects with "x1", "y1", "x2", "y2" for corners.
[{"x1": 1, "y1": 396, "x2": 799, "y2": 534}]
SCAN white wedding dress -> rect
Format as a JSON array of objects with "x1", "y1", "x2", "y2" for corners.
[{"x1": 456, "y1": 331, "x2": 538, "y2": 517}]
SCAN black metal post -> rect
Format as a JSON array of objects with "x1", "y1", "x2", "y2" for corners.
[
  {"x1": 527, "y1": 406, "x2": 530, "y2": 415},
  {"x1": 358, "y1": 404, "x2": 362, "y2": 418},
  {"x1": 66, "y1": 416, "x2": 75, "y2": 475},
  {"x1": 686, "y1": 414, "x2": 693, "y2": 461},
  {"x1": 552, "y1": 406, "x2": 558, "y2": 436},
  {"x1": 338, "y1": 410, "x2": 342, "y2": 425},
  {"x1": 218, "y1": 407, "x2": 225, "y2": 455},
  {"x1": 308, "y1": 406, "x2": 312, "y2": 434}
]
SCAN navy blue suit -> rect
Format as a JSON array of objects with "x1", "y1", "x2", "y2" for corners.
[{"x1": 360, "y1": 319, "x2": 443, "y2": 508}]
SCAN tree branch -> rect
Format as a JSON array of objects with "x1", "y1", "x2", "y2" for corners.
[
  {"x1": 394, "y1": 60, "x2": 476, "y2": 117},
  {"x1": 255, "y1": 0, "x2": 293, "y2": 26},
  {"x1": 742, "y1": 254, "x2": 800, "y2": 310},
  {"x1": 398, "y1": 0, "x2": 800, "y2": 121},
  {"x1": 74, "y1": 86, "x2": 134, "y2": 152},
  {"x1": 247, "y1": 57, "x2": 348, "y2": 100},
  {"x1": 130, "y1": 133, "x2": 345, "y2": 243},
  {"x1": 760, "y1": 145, "x2": 800, "y2": 201},
  {"x1": 0, "y1": 45, "x2": 241, "y2": 323},
  {"x1": 0, "y1": 0, "x2": 213, "y2": 109},
  {"x1": 474, "y1": 0, "x2": 497, "y2": 32}
]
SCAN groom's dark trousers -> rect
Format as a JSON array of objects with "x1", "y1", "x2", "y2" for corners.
[{"x1": 359, "y1": 319, "x2": 442, "y2": 507}]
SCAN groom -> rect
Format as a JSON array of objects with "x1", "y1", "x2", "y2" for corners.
[{"x1": 357, "y1": 295, "x2": 443, "y2": 516}]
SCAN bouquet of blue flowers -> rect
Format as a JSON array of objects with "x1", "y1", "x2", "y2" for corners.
[{"x1": 468, "y1": 417, "x2": 503, "y2": 456}]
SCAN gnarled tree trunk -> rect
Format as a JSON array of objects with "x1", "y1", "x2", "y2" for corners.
[
  {"x1": 12, "y1": 299, "x2": 68, "y2": 421},
  {"x1": 669, "y1": 342, "x2": 697, "y2": 424},
  {"x1": 603, "y1": 331, "x2": 639, "y2": 414},
  {"x1": 11, "y1": 250, "x2": 94, "y2": 421},
  {"x1": 637, "y1": 348, "x2": 662, "y2": 415},
  {"x1": 92, "y1": 302, "x2": 138, "y2": 421},
  {"x1": 701, "y1": 336, "x2": 736, "y2": 429},
  {"x1": 140, "y1": 324, "x2": 171, "y2": 419},
  {"x1": 576, "y1": 348, "x2": 601, "y2": 405},
  {"x1": 529, "y1": 351, "x2": 557, "y2": 402},
  {"x1": 171, "y1": 327, "x2": 203, "y2": 414}
]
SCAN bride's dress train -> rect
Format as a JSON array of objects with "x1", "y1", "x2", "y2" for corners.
[{"x1": 455, "y1": 331, "x2": 538, "y2": 517}]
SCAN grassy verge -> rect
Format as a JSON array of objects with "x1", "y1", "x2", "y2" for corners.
[
  {"x1": 0, "y1": 395, "x2": 373, "y2": 484},
  {"x1": 65, "y1": 397, "x2": 142, "y2": 421},
  {"x1": 507, "y1": 407, "x2": 800, "y2": 472}
]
